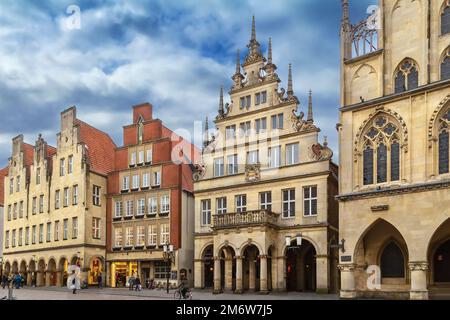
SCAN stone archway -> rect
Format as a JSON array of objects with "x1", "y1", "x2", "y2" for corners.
[
  {"x1": 218, "y1": 246, "x2": 236, "y2": 292},
  {"x1": 47, "y1": 259, "x2": 57, "y2": 286},
  {"x1": 285, "y1": 238, "x2": 317, "y2": 292},
  {"x1": 59, "y1": 257, "x2": 69, "y2": 287},
  {"x1": 28, "y1": 260, "x2": 36, "y2": 287},
  {"x1": 4, "y1": 261, "x2": 11, "y2": 276},
  {"x1": 201, "y1": 245, "x2": 214, "y2": 289},
  {"x1": 37, "y1": 259, "x2": 46, "y2": 287},
  {"x1": 12, "y1": 261, "x2": 18, "y2": 274},
  {"x1": 19, "y1": 261, "x2": 27, "y2": 286},
  {"x1": 242, "y1": 244, "x2": 261, "y2": 292},
  {"x1": 428, "y1": 218, "x2": 450, "y2": 288}
]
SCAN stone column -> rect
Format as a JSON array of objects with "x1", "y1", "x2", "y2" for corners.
[
  {"x1": 259, "y1": 255, "x2": 269, "y2": 294},
  {"x1": 277, "y1": 256, "x2": 287, "y2": 291},
  {"x1": 316, "y1": 255, "x2": 329, "y2": 294},
  {"x1": 409, "y1": 262, "x2": 429, "y2": 300},
  {"x1": 338, "y1": 264, "x2": 357, "y2": 299},
  {"x1": 111, "y1": 263, "x2": 116, "y2": 288},
  {"x1": 45, "y1": 271, "x2": 51, "y2": 287},
  {"x1": 27, "y1": 272, "x2": 32, "y2": 286},
  {"x1": 55, "y1": 270, "x2": 62, "y2": 287},
  {"x1": 235, "y1": 256, "x2": 243, "y2": 294},
  {"x1": 224, "y1": 258, "x2": 233, "y2": 291},
  {"x1": 106, "y1": 262, "x2": 111, "y2": 288},
  {"x1": 194, "y1": 260, "x2": 203, "y2": 289},
  {"x1": 249, "y1": 255, "x2": 256, "y2": 292},
  {"x1": 213, "y1": 257, "x2": 222, "y2": 294}
]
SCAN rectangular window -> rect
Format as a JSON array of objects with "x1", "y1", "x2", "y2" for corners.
[
  {"x1": 239, "y1": 121, "x2": 251, "y2": 137},
  {"x1": 125, "y1": 227, "x2": 134, "y2": 247},
  {"x1": 260, "y1": 192, "x2": 272, "y2": 211},
  {"x1": 216, "y1": 197, "x2": 227, "y2": 214},
  {"x1": 68, "y1": 155, "x2": 73, "y2": 174},
  {"x1": 115, "y1": 201, "x2": 122, "y2": 218},
  {"x1": 55, "y1": 190, "x2": 61, "y2": 209},
  {"x1": 160, "y1": 224, "x2": 170, "y2": 245},
  {"x1": 304, "y1": 186, "x2": 318, "y2": 216},
  {"x1": 19, "y1": 201, "x2": 23, "y2": 218},
  {"x1": 93, "y1": 185, "x2": 101, "y2": 206},
  {"x1": 247, "y1": 150, "x2": 259, "y2": 165},
  {"x1": 73, "y1": 185, "x2": 78, "y2": 205},
  {"x1": 64, "y1": 187, "x2": 69, "y2": 207},
  {"x1": 148, "y1": 197, "x2": 157, "y2": 215},
  {"x1": 225, "y1": 125, "x2": 236, "y2": 140},
  {"x1": 153, "y1": 171, "x2": 161, "y2": 186},
  {"x1": 236, "y1": 195, "x2": 247, "y2": 213},
  {"x1": 18, "y1": 228, "x2": 23, "y2": 246},
  {"x1": 92, "y1": 217, "x2": 101, "y2": 239},
  {"x1": 255, "y1": 91, "x2": 267, "y2": 105},
  {"x1": 122, "y1": 176, "x2": 130, "y2": 191},
  {"x1": 46, "y1": 222, "x2": 51, "y2": 242},
  {"x1": 377, "y1": 144, "x2": 387, "y2": 184},
  {"x1": 255, "y1": 92, "x2": 261, "y2": 105},
  {"x1": 201, "y1": 200, "x2": 211, "y2": 226},
  {"x1": 132, "y1": 175, "x2": 140, "y2": 189},
  {"x1": 268, "y1": 146, "x2": 281, "y2": 168},
  {"x1": 32, "y1": 226, "x2": 36, "y2": 244},
  {"x1": 286, "y1": 143, "x2": 299, "y2": 165},
  {"x1": 5, "y1": 231, "x2": 9, "y2": 248},
  {"x1": 39, "y1": 195, "x2": 44, "y2": 213},
  {"x1": 439, "y1": 131, "x2": 450, "y2": 175},
  {"x1": 7, "y1": 205, "x2": 11, "y2": 221},
  {"x1": 227, "y1": 154, "x2": 238, "y2": 175},
  {"x1": 138, "y1": 150, "x2": 145, "y2": 164},
  {"x1": 283, "y1": 189, "x2": 296, "y2": 218},
  {"x1": 63, "y1": 219, "x2": 68, "y2": 240},
  {"x1": 39, "y1": 224, "x2": 44, "y2": 243},
  {"x1": 114, "y1": 228, "x2": 123, "y2": 248},
  {"x1": 60, "y1": 158, "x2": 65, "y2": 176},
  {"x1": 9, "y1": 178, "x2": 13, "y2": 194},
  {"x1": 142, "y1": 173, "x2": 150, "y2": 188},
  {"x1": 54, "y1": 221, "x2": 59, "y2": 241},
  {"x1": 32, "y1": 197, "x2": 37, "y2": 215},
  {"x1": 271, "y1": 113, "x2": 284, "y2": 129},
  {"x1": 125, "y1": 200, "x2": 134, "y2": 217},
  {"x1": 16, "y1": 176, "x2": 21, "y2": 192},
  {"x1": 13, "y1": 203, "x2": 17, "y2": 220},
  {"x1": 255, "y1": 118, "x2": 267, "y2": 134},
  {"x1": 154, "y1": 261, "x2": 170, "y2": 279},
  {"x1": 72, "y1": 217, "x2": 78, "y2": 239},
  {"x1": 130, "y1": 152, "x2": 136, "y2": 166},
  {"x1": 137, "y1": 199, "x2": 146, "y2": 216},
  {"x1": 12, "y1": 229, "x2": 16, "y2": 247},
  {"x1": 148, "y1": 225, "x2": 157, "y2": 246},
  {"x1": 136, "y1": 226, "x2": 145, "y2": 247},
  {"x1": 161, "y1": 195, "x2": 170, "y2": 214},
  {"x1": 214, "y1": 157, "x2": 224, "y2": 177},
  {"x1": 146, "y1": 149, "x2": 153, "y2": 164},
  {"x1": 36, "y1": 167, "x2": 41, "y2": 185},
  {"x1": 25, "y1": 227, "x2": 29, "y2": 245},
  {"x1": 261, "y1": 91, "x2": 267, "y2": 103}
]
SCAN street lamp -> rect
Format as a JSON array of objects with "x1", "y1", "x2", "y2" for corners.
[
  {"x1": 162, "y1": 242, "x2": 175, "y2": 294},
  {"x1": 285, "y1": 234, "x2": 303, "y2": 250}
]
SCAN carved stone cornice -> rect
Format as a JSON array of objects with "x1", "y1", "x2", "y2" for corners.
[
  {"x1": 338, "y1": 264, "x2": 357, "y2": 272},
  {"x1": 408, "y1": 261, "x2": 429, "y2": 271}
]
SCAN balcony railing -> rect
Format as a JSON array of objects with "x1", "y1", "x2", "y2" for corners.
[{"x1": 212, "y1": 210, "x2": 279, "y2": 229}]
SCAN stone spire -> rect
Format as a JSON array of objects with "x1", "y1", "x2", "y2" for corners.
[
  {"x1": 307, "y1": 90, "x2": 314, "y2": 122},
  {"x1": 268, "y1": 37, "x2": 273, "y2": 64},
  {"x1": 251, "y1": 15, "x2": 256, "y2": 41},
  {"x1": 287, "y1": 63, "x2": 294, "y2": 97},
  {"x1": 244, "y1": 16, "x2": 263, "y2": 65},
  {"x1": 218, "y1": 87, "x2": 224, "y2": 116},
  {"x1": 232, "y1": 49, "x2": 244, "y2": 90},
  {"x1": 203, "y1": 116, "x2": 209, "y2": 148},
  {"x1": 235, "y1": 49, "x2": 241, "y2": 74},
  {"x1": 341, "y1": 0, "x2": 351, "y2": 32}
]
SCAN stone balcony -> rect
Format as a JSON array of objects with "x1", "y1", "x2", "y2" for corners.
[{"x1": 212, "y1": 210, "x2": 279, "y2": 230}]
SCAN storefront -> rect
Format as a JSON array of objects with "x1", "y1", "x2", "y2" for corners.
[
  {"x1": 88, "y1": 258, "x2": 104, "y2": 285},
  {"x1": 111, "y1": 261, "x2": 137, "y2": 288}
]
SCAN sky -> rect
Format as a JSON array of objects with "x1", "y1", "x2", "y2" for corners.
[{"x1": 0, "y1": 0, "x2": 377, "y2": 167}]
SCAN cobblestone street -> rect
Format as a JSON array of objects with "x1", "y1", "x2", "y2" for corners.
[{"x1": 0, "y1": 286, "x2": 339, "y2": 300}]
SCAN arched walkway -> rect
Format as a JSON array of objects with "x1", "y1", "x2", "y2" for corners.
[
  {"x1": 201, "y1": 245, "x2": 214, "y2": 289},
  {"x1": 428, "y1": 219, "x2": 450, "y2": 287},
  {"x1": 59, "y1": 257, "x2": 69, "y2": 287},
  {"x1": 19, "y1": 261, "x2": 27, "y2": 286},
  {"x1": 28, "y1": 260, "x2": 36, "y2": 287},
  {"x1": 285, "y1": 238, "x2": 317, "y2": 292},
  {"x1": 4, "y1": 261, "x2": 11, "y2": 276},
  {"x1": 47, "y1": 259, "x2": 57, "y2": 286},
  {"x1": 37, "y1": 259, "x2": 46, "y2": 287},
  {"x1": 242, "y1": 244, "x2": 260, "y2": 292}
]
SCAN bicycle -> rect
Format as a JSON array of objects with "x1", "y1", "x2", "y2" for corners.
[{"x1": 174, "y1": 287, "x2": 192, "y2": 300}]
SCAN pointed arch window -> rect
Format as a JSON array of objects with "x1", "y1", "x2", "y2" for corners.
[
  {"x1": 137, "y1": 116, "x2": 144, "y2": 144},
  {"x1": 442, "y1": 2, "x2": 450, "y2": 35},
  {"x1": 394, "y1": 59, "x2": 419, "y2": 93},
  {"x1": 380, "y1": 242, "x2": 405, "y2": 278},
  {"x1": 439, "y1": 109, "x2": 450, "y2": 175},
  {"x1": 361, "y1": 115, "x2": 402, "y2": 186},
  {"x1": 441, "y1": 48, "x2": 450, "y2": 80}
]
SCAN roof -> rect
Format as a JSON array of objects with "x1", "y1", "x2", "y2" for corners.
[
  {"x1": 23, "y1": 143, "x2": 35, "y2": 166},
  {"x1": 0, "y1": 166, "x2": 9, "y2": 206},
  {"x1": 75, "y1": 119, "x2": 117, "y2": 176}
]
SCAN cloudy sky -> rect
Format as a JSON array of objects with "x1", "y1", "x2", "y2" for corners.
[{"x1": 0, "y1": 0, "x2": 376, "y2": 167}]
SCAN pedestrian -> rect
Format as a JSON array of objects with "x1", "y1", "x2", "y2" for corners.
[
  {"x1": 97, "y1": 273, "x2": 103, "y2": 289},
  {"x1": 14, "y1": 273, "x2": 21, "y2": 289},
  {"x1": 1, "y1": 274, "x2": 7, "y2": 289},
  {"x1": 68, "y1": 270, "x2": 81, "y2": 294},
  {"x1": 135, "y1": 276, "x2": 141, "y2": 291},
  {"x1": 128, "y1": 274, "x2": 135, "y2": 291}
]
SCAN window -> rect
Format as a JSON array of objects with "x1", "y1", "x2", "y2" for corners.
[
  {"x1": 54, "y1": 221, "x2": 59, "y2": 241},
  {"x1": 142, "y1": 173, "x2": 150, "y2": 188},
  {"x1": 227, "y1": 154, "x2": 238, "y2": 175},
  {"x1": 93, "y1": 185, "x2": 101, "y2": 206},
  {"x1": 146, "y1": 149, "x2": 153, "y2": 164},
  {"x1": 92, "y1": 217, "x2": 101, "y2": 239},
  {"x1": 19, "y1": 201, "x2": 23, "y2": 218},
  {"x1": 304, "y1": 186, "x2": 318, "y2": 216},
  {"x1": 46, "y1": 222, "x2": 51, "y2": 242},
  {"x1": 114, "y1": 228, "x2": 123, "y2": 248},
  {"x1": 36, "y1": 167, "x2": 41, "y2": 185},
  {"x1": 225, "y1": 125, "x2": 236, "y2": 140},
  {"x1": 255, "y1": 91, "x2": 267, "y2": 105},
  {"x1": 7, "y1": 205, "x2": 11, "y2": 221},
  {"x1": 380, "y1": 242, "x2": 405, "y2": 278},
  {"x1": 239, "y1": 121, "x2": 251, "y2": 137},
  {"x1": 214, "y1": 157, "x2": 224, "y2": 177},
  {"x1": 64, "y1": 187, "x2": 69, "y2": 207},
  {"x1": 439, "y1": 109, "x2": 450, "y2": 174},
  {"x1": 18, "y1": 228, "x2": 23, "y2": 246},
  {"x1": 39, "y1": 195, "x2": 44, "y2": 213},
  {"x1": 138, "y1": 150, "x2": 144, "y2": 164},
  {"x1": 68, "y1": 155, "x2": 73, "y2": 174},
  {"x1": 148, "y1": 197, "x2": 157, "y2": 215},
  {"x1": 283, "y1": 189, "x2": 295, "y2": 218},
  {"x1": 32, "y1": 197, "x2": 37, "y2": 215},
  {"x1": 63, "y1": 219, "x2": 68, "y2": 240},
  {"x1": 122, "y1": 176, "x2": 130, "y2": 191},
  {"x1": 442, "y1": 4, "x2": 450, "y2": 35},
  {"x1": 125, "y1": 227, "x2": 134, "y2": 247},
  {"x1": 13, "y1": 203, "x2": 17, "y2": 220},
  {"x1": 12, "y1": 229, "x2": 16, "y2": 247},
  {"x1": 148, "y1": 225, "x2": 157, "y2": 246},
  {"x1": 286, "y1": 143, "x2": 299, "y2": 165},
  {"x1": 161, "y1": 195, "x2": 170, "y2": 214},
  {"x1": 5, "y1": 231, "x2": 9, "y2": 248},
  {"x1": 153, "y1": 171, "x2": 161, "y2": 186},
  {"x1": 268, "y1": 146, "x2": 281, "y2": 168},
  {"x1": 32, "y1": 226, "x2": 36, "y2": 244},
  {"x1": 73, "y1": 185, "x2": 78, "y2": 205},
  {"x1": 239, "y1": 95, "x2": 251, "y2": 109},
  {"x1": 115, "y1": 201, "x2": 123, "y2": 218},
  {"x1": 255, "y1": 118, "x2": 267, "y2": 134},
  {"x1": 9, "y1": 178, "x2": 13, "y2": 194},
  {"x1": 394, "y1": 59, "x2": 418, "y2": 93},
  {"x1": 125, "y1": 200, "x2": 134, "y2": 217},
  {"x1": 271, "y1": 114, "x2": 284, "y2": 129},
  {"x1": 216, "y1": 197, "x2": 227, "y2": 214},
  {"x1": 137, "y1": 199, "x2": 145, "y2": 216},
  {"x1": 260, "y1": 192, "x2": 272, "y2": 211},
  {"x1": 377, "y1": 143, "x2": 387, "y2": 183},
  {"x1": 441, "y1": 49, "x2": 450, "y2": 80},
  {"x1": 130, "y1": 152, "x2": 136, "y2": 166},
  {"x1": 72, "y1": 217, "x2": 78, "y2": 239},
  {"x1": 132, "y1": 175, "x2": 140, "y2": 190},
  {"x1": 136, "y1": 226, "x2": 145, "y2": 247},
  {"x1": 154, "y1": 261, "x2": 170, "y2": 279},
  {"x1": 363, "y1": 146, "x2": 374, "y2": 185},
  {"x1": 201, "y1": 200, "x2": 211, "y2": 226},
  {"x1": 236, "y1": 195, "x2": 247, "y2": 213},
  {"x1": 138, "y1": 117, "x2": 144, "y2": 143},
  {"x1": 60, "y1": 158, "x2": 65, "y2": 176},
  {"x1": 160, "y1": 224, "x2": 170, "y2": 245},
  {"x1": 55, "y1": 190, "x2": 61, "y2": 209},
  {"x1": 16, "y1": 176, "x2": 20, "y2": 192},
  {"x1": 247, "y1": 150, "x2": 259, "y2": 165},
  {"x1": 25, "y1": 227, "x2": 29, "y2": 245},
  {"x1": 39, "y1": 224, "x2": 44, "y2": 243}
]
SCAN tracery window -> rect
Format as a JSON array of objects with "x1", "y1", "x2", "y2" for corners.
[
  {"x1": 394, "y1": 59, "x2": 419, "y2": 93},
  {"x1": 442, "y1": 2, "x2": 450, "y2": 35},
  {"x1": 441, "y1": 48, "x2": 450, "y2": 80},
  {"x1": 362, "y1": 115, "x2": 401, "y2": 185},
  {"x1": 439, "y1": 109, "x2": 450, "y2": 175}
]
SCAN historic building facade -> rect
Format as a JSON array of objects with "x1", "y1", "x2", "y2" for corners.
[
  {"x1": 0, "y1": 167, "x2": 7, "y2": 266},
  {"x1": 106, "y1": 103, "x2": 198, "y2": 288},
  {"x1": 338, "y1": 0, "x2": 450, "y2": 299},
  {"x1": 193, "y1": 18, "x2": 339, "y2": 294},
  {"x1": 1, "y1": 107, "x2": 116, "y2": 287}
]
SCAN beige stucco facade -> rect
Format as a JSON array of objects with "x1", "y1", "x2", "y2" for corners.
[{"x1": 339, "y1": 0, "x2": 450, "y2": 300}]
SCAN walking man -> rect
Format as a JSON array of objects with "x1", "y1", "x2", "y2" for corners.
[{"x1": 97, "y1": 273, "x2": 103, "y2": 289}]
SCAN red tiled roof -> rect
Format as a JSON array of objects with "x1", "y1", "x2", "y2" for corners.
[
  {"x1": 75, "y1": 119, "x2": 116, "y2": 176},
  {"x1": 23, "y1": 143, "x2": 35, "y2": 166},
  {"x1": 0, "y1": 166, "x2": 8, "y2": 206}
]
